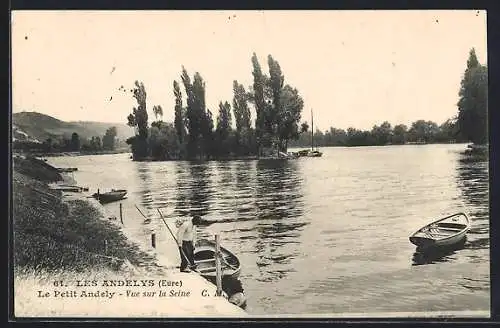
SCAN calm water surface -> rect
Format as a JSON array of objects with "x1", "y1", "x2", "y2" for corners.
[{"x1": 49, "y1": 144, "x2": 490, "y2": 315}]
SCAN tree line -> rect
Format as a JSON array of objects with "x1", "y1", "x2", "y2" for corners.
[
  {"x1": 126, "y1": 53, "x2": 308, "y2": 161},
  {"x1": 293, "y1": 48, "x2": 487, "y2": 149},
  {"x1": 125, "y1": 48, "x2": 486, "y2": 160},
  {"x1": 13, "y1": 127, "x2": 120, "y2": 153},
  {"x1": 289, "y1": 118, "x2": 464, "y2": 148}
]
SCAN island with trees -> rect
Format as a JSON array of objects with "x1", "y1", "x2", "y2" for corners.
[{"x1": 124, "y1": 48, "x2": 487, "y2": 161}]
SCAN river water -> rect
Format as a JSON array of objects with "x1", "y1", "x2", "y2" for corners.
[{"x1": 48, "y1": 144, "x2": 490, "y2": 316}]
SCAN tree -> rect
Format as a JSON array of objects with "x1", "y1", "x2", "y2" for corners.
[
  {"x1": 277, "y1": 85, "x2": 304, "y2": 151},
  {"x1": 267, "y1": 55, "x2": 285, "y2": 140},
  {"x1": 216, "y1": 101, "x2": 232, "y2": 140},
  {"x1": 202, "y1": 109, "x2": 215, "y2": 159},
  {"x1": 90, "y1": 136, "x2": 102, "y2": 151},
  {"x1": 215, "y1": 101, "x2": 233, "y2": 157},
  {"x1": 173, "y1": 80, "x2": 186, "y2": 145},
  {"x1": 152, "y1": 105, "x2": 163, "y2": 122},
  {"x1": 457, "y1": 48, "x2": 488, "y2": 144},
  {"x1": 148, "y1": 122, "x2": 180, "y2": 160},
  {"x1": 408, "y1": 120, "x2": 439, "y2": 143},
  {"x1": 250, "y1": 53, "x2": 266, "y2": 150},
  {"x1": 436, "y1": 118, "x2": 459, "y2": 143},
  {"x1": 127, "y1": 81, "x2": 149, "y2": 159},
  {"x1": 327, "y1": 127, "x2": 348, "y2": 146},
  {"x1": 102, "y1": 127, "x2": 117, "y2": 151},
  {"x1": 70, "y1": 132, "x2": 80, "y2": 151},
  {"x1": 392, "y1": 124, "x2": 408, "y2": 145},
  {"x1": 232, "y1": 81, "x2": 251, "y2": 132},
  {"x1": 193, "y1": 72, "x2": 211, "y2": 159},
  {"x1": 232, "y1": 80, "x2": 252, "y2": 155},
  {"x1": 181, "y1": 67, "x2": 202, "y2": 158},
  {"x1": 371, "y1": 121, "x2": 392, "y2": 145}
]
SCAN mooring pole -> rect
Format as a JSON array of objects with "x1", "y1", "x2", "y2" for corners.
[
  {"x1": 215, "y1": 234, "x2": 222, "y2": 296},
  {"x1": 119, "y1": 203, "x2": 123, "y2": 225},
  {"x1": 151, "y1": 233, "x2": 156, "y2": 248}
]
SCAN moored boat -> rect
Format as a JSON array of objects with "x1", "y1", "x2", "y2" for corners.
[
  {"x1": 296, "y1": 109, "x2": 323, "y2": 158},
  {"x1": 307, "y1": 150, "x2": 322, "y2": 157},
  {"x1": 92, "y1": 189, "x2": 127, "y2": 204},
  {"x1": 194, "y1": 239, "x2": 241, "y2": 279},
  {"x1": 56, "y1": 167, "x2": 78, "y2": 173},
  {"x1": 409, "y1": 212, "x2": 471, "y2": 250},
  {"x1": 51, "y1": 184, "x2": 89, "y2": 192}
]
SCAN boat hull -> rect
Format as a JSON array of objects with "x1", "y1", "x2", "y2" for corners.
[
  {"x1": 93, "y1": 190, "x2": 127, "y2": 204},
  {"x1": 410, "y1": 231, "x2": 467, "y2": 249},
  {"x1": 409, "y1": 212, "x2": 470, "y2": 250},
  {"x1": 194, "y1": 240, "x2": 241, "y2": 279}
]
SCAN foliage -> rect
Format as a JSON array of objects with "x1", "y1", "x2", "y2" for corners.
[
  {"x1": 276, "y1": 85, "x2": 305, "y2": 151},
  {"x1": 215, "y1": 101, "x2": 233, "y2": 157},
  {"x1": 232, "y1": 80, "x2": 252, "y2": 155},
  {"x1": 70, "y1": 133, "x2": 80, "y2": 151},
  {"x1": 250, "y1": 53, "x2": 267, "y2": 147},
  {"x1": 289, "y1": 119, "x2": 462, "y2": 148},
  {"x1": 173, "y1": 80, "x2": 186, "y2": 145},
  {"x1": 457, "y1": 48, "x2": 488, "y2": 145},
  {"x1": 102, "y1": 127, "x2": 117, "y2": 151},
  {"x1": 123, "y1": 51, "x2": 481, "y2": 160},
  {"x1": 126, "y1": 81, "x2": 149, "y2": 159}
]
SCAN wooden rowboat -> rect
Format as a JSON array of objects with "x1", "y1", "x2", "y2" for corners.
[
  {"x1": 194, "y1": 239, "x2": 241, "y2": 279},
  {"x1": 92, "y1": 189, "x2": 127, "y2": 204},
  {"x1": 409, "y1": 212, "x2": 471, "y2": 249}
]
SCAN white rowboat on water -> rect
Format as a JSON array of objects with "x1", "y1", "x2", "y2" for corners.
[{"x1": 409, "y1": 212, "x2": 471, "y2": 249}]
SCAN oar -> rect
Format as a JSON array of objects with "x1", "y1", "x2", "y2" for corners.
[
  {"x1": 157, "y1": 208, "x2": 191, "y2": 269},
  {"x1": 134, "y1": 204, "x2": 152, "y2": 223},
  {"x1": 134, "y1": 204, "x2": 149, "y2": 219}
]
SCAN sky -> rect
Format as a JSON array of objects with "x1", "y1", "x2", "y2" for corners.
[{"x1": 11, "y1": 10, "x2": 487, "y2": 131}]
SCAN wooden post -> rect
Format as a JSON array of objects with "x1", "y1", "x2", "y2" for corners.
[
  {"x1": 119, "y1": 203, "x2": 123, "y2": 225},
  {"x1": 104, "y1": 240, "x2": 108, "y2": 255},
  {"x1": 215, "y1": 234, "x2": 222, "y2": 296},
  {"x1": 151, "y1": 233, "x2": 156, "y2": 248}
]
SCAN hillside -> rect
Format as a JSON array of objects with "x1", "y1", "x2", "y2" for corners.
[{"x1": 12, "y1": 112, "x2": 135, "y2": 142}]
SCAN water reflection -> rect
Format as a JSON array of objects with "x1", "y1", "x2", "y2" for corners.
[
  {"x1": 174, "y1": 162, "x2": 191, "y2": 217},
  {"x1": 135, "y1": 164, "x2": 154, "y2": 211},
  {"x1": 235, "y1": 161, "x2": 255, "y2": 216},
  {"x1": 456, "y1": 151, "x2": 489, "y2": 214},
  {"x1": 175, "y1": 162, "x2": 213, "y2": 219},
  {"x1": 456, "y1": 150, "x2": 489, "y2": 251},
  {"x1": 409, "y1": 149, "x2": 490, "y2": 266},
  {"x1": 412, "y1": 238, "x2": 467, "y2": 266},
  {"x1": 251, "y1": 160, "x2": 307, "y2": 282}
]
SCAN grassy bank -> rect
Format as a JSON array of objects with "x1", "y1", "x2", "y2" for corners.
[
  {"x1": 12, "y1": 157, "x2": 160, "y2": 275},
  {"x1": 13, "y1": 155, "x2": 63, "y2": 182}
]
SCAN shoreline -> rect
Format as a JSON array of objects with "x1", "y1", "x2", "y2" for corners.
[
  {"x1": 14, "y1": 141, "x2": 476, "y2": 162},
  {"x1": 13, "y1": 157, "x2": 247, "y2": 317}
]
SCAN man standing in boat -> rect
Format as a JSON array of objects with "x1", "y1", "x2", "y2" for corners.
[{"x1": 176, "y1": 215, "x2": 202, "y2": 272}]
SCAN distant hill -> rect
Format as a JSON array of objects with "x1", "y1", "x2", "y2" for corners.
[{"x1": 12, "y1": 112, "x2": 135, "y2": 142}]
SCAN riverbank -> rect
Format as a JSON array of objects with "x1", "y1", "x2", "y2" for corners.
[
  {"x1": 12, "y1": 157, "x2": 246, "y2": 317},
  {"x1": 13, "y1": 148, "x2": 131, "y2": 158}
]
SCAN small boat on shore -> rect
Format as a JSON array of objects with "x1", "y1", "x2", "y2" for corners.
[
  {"x1": 56, "y1": 167, "x2": 78, "y2": 173},
  {"x1": 194, "y1": 239, "x2": 241, "y2": 279},
  {"x1": 51, "y1": 184, "x2": 89, "y2": 192},
  {"x1": 92, "y1": 189, "x2": 128, "y2": 204},
  {"x1": 409, "y1": 212, "x2": 471, "y2": 250}
]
